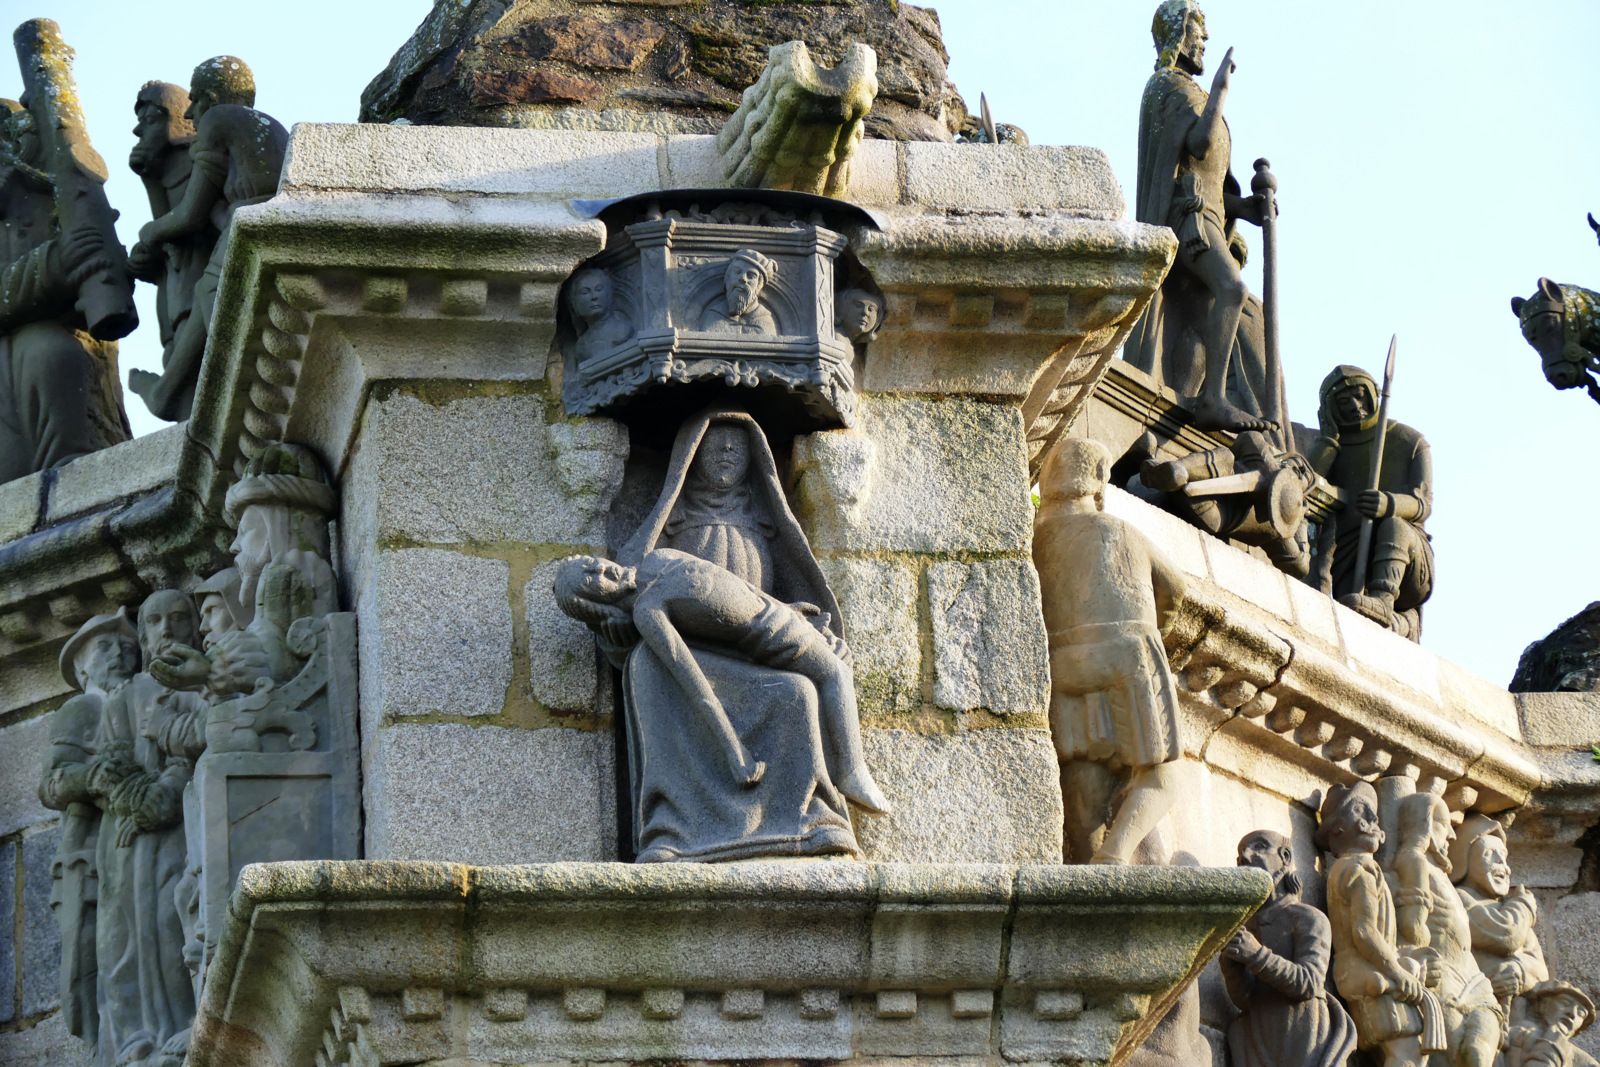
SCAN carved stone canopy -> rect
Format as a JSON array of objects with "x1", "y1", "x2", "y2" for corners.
[{"x1": 560, "y1": 190, "x2": 882, "y2": 433}]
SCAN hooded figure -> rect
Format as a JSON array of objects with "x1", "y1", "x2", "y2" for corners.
[
  {"x1": 1307, "y1": 364, "x2": 1434, "y2": 639},
  {"x1": 614, "y1": 407, "x2": 870, "y2": 861}
]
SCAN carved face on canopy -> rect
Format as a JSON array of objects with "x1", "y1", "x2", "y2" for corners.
[
  {"x1": 836, "y1": 288, "x2": 884, "y2": 343},
  {"x1": 231, "y1": 507, "x2": 273, "y2": 605},
  {"x1": 569, "y1": 268, "x2": 614, "y2": 324},
  {"x1": 138, "y1": 590, "x2": 199, "y2": 663},
  {"x1": 723, "y1": 251, "x2": 773, "y2": 318}
]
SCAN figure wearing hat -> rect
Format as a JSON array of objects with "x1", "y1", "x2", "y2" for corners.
[
  {"x1": 1451, "y1": 813, "x2": 1548, "y2": 1010},
  {"x1": 1308, "y1": 364, "x2": 1434, "y2": 639},
  {"x1": 38, "y1": 610, "x2": 140, "y2": 1050},
  {"x1": 1506, "y1": 981, "x2": 1598, "y2": 1067},
  {"x1": 700, "y1": 248, "x2": 780, "y2": 335}
]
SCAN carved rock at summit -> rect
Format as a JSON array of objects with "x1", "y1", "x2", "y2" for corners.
[
  {"x1": 1512, "y1": 601, "x2": 1600, "y2": 692},
  {"x1": 361, "y1": 0, "x2": 966, "y2": 141}
]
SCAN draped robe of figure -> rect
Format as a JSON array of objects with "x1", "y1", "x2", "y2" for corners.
[
  {"x1": 1223, "y1": 895, "x2": 1357, "y2": 1067},
  {"x1": 93, "y1": 674, "x2": 199, "y2": 1063},
  {"x1": 617, "y1": 408, "x2": 859, "y2": 861}
]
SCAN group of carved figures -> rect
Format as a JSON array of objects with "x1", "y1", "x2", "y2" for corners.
[
  {"x1": 1033, "y1": 434, "x2": 1593, "y2": 1066},
  {"x1": 39, "y1": 442, "x2": 346, "y2": 1067},
  {"x1": 1217, "y1": 794, "x2": 1595, "y2": 1067},
  {"x1": 1, "y1": 18, "x2": 285, "y2": 485},
  {"x1": 1123, "y1": 0, "x2": 1436, "y2": 641}
]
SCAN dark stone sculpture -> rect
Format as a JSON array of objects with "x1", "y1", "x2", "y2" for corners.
[
  {"x1": 1125, "y1": 1, "x2": 1274, "y2": 433},
  {"x1": 1034, "y1": 439, "x2": 1187, "y2": 865},
  {"x1": 0, "y1": 21, "x2": 133, "y2": 485},
  {"x1": 555, "y1": 407, "x2": 887, "y2": 861},
  {"x1": 39, "y1": 610, "x2": 140, "y2": 1051},
  {"x1": 1221, "y1": 830, "x2": 1356, "y2": 1067},
  {"x1": 1142, "y1": 429, "x2": 1314, "y2": 578},
  {"x1": 1307, "y1": 364, "x2": 1434, "y2": 640},
  {"x1": 569, "y1": 267, "x2": 635, "y2": 370},
  {"x1": 559, "y1": 200, "x2": 866, "y2": 428},
  {"x1": 41, "y1": 442, "x2": 357, "y2": 1066},
  {"x1": 1512, "y1": 278, "x2": 1600, "y2": 406},
  {"x1": 362, "y1": 0, "x2": 965, "y2": 143},
  {"x1": 1511, "y1": 602, "x2": 1600, "y2": 692},
  {"x1": 92, "y1": 589, "x2": 206, "y2": 1067},
  {"x1": 699, "y1": 248, "x2": 781, "y2": 335},
  {"x1": 716, "y1": 40, "x2": 878, "y2": 196},
  {"x1": 129, "y1": 56, "x2": 288, "y2": 421},
  {"x1": 129, "y1": 81, "x2": 215, "y2": 386}
]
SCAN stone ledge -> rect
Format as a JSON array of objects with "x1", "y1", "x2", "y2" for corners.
[
  {"x1": 1098, "y1": 484, "x2": 1541, "y2": 812},
  {"x1": 281, "y1": 125, "x2": 1127, "y2": 217},
  {"x1": 188, "y1": 859, "x2": 1268, "y2": 1067}
]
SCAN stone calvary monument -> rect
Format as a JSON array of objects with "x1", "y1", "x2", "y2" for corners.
[{"x1": 1, "y1": 4, "x2": 1599, "y2": 1067}]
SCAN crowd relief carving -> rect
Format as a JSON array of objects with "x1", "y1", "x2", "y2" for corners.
[
  {"x1": 1304, "y1": 777, "x2": 1590, "y2": 1067},
  {"x1": 560, "y1": 200, "x2": 878, "y2": 429},
  {"x1": 556, "y1": 406, "x2": 887, "y2": 862},
  {"x1": 38, "y1": 441, "x2": 357, "y2": 1066}
]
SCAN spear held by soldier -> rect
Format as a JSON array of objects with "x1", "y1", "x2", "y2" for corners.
[
  {"x1": 1251, "y1": 158, "x2": 1289, "y2": 451},
  {"x1": 13, "y1": 18, "x2": 137, "y2": 340},
  {"x1": 1351, "y1": 335, "x2": 1397, "y2": 594}
]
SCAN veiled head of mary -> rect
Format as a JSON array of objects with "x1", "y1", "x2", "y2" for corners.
[{"x1": 690, "y1": 423, "x2": 753, "y2": 492}]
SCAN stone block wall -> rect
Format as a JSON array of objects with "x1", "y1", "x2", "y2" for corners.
[
  {"x1": 342, "y1": 383, "x2": 628, "y2": 864},
  {"x1": 793, "y1": 396, "x2": 1061, "y2": 863}
]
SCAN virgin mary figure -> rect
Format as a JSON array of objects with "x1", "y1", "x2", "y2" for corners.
[{"x1": 615, "y1": 406, "x2": 886, "y2": 861}]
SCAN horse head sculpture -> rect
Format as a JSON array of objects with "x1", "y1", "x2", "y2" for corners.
[{"x1": 1512, "y1": 277, "x2": 1600, "y2": 404}]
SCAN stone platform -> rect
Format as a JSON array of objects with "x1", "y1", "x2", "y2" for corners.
[{"x1": 187, "y1": 860, "x2": 1269, "y2": 1067}]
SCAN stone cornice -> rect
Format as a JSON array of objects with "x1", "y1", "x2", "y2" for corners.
[
  {"x1": 188, "y1": 859, "x2": 1270, "y2": 1067},
  {"x1": 1101, "y1": 487, "x2": 1541, "y2": 813}
]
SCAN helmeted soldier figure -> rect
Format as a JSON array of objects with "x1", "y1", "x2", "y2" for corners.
[{"x1": 1308, "y1": 365, "x2": 1434, "y2": 640}]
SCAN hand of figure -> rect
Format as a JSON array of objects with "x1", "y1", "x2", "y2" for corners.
[
  {"x1": 60, "y1": 225, "x2": 111, "y2": 286},
  {"x1": 127, "y1": 240, "x2": 159, "y2": 282},
  {"x1": 87, "y1": 751, "x2": 132, "y2": 794},
  {"x1": 1210, "y1": 47, "x2": 1236, "y2": 94},
  {"x1": 598, "y1": 617, "x2": 639, "y2": 649},
  {"x1": 1356, "y1": 490, "x2": 1393, "y2": 520},
  {"x1": 1490, "y1": 964, "x2": 1522, "y2": 1001},
  {"x1": 1420, "y1": 955, "x2": 1443, "y2": 988},
  {"x1": 149, "y1": 645, "x2": 212, "y2": 691},
  {"x1": 208, "y1": 632, "x2": 272, "y2": 696},
  {"x1": 109, "y1": 772, "x2": 155, "y2": 819},
  {"x1": 1393, "y1": 972, "x2": 1426, "y2": 1004},
  {"x1": 136, "y1": 780, "x2": 182, "y2": 831},
  {"x1": 1224, "y1": 928, "x2": 1262, "y2": 961}
]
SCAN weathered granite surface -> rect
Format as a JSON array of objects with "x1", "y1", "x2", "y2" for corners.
[
  {"x1": 361, "y1": 0, "x2": 968, "y2": 141},
  {"x1": 186, "y1": 859, "x2": 1271, "y2": 1067}
]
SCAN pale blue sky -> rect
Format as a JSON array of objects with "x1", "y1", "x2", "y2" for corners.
[{"x1": 10, "y1": 0, "x2": 1597, "y2": 685}]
